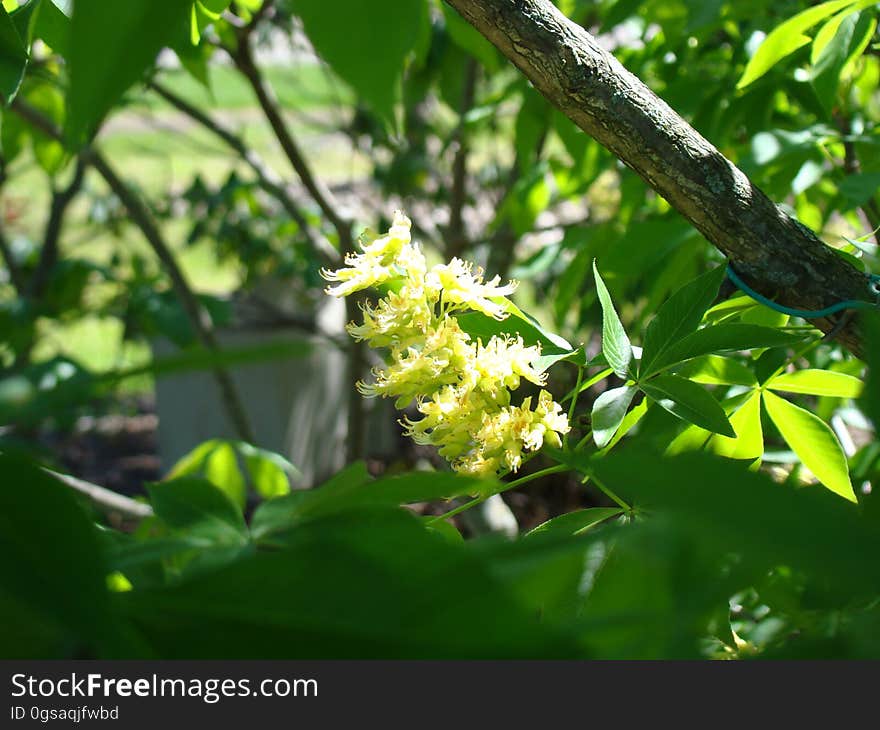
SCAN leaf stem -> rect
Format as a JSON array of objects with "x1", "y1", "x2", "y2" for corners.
[
  {"x1": 589, "y1": 473, "x2": 632, "y2": 513},
  {"x1": 564, "y1": 365, "x2": 584, "y2": 448},
  {"x1": 429, "y1": 463, "x2": 570, "y2": 524}
]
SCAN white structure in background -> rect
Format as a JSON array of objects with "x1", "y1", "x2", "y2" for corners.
[{"x1": 153, "y1": 289, "x2": 396, "y2": 488}]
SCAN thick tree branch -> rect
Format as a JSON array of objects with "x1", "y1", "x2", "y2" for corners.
[
  {"x1": 444, "y1": 0, "x2": 875, "y2": 356},
  {"x1": 11, "y1": 100, "x2": 256, "y2": 445}
]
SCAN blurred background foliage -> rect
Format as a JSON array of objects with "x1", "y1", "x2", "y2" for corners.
[{"x1": 0, "y1": 0, "x2": 879, "y2": 658}]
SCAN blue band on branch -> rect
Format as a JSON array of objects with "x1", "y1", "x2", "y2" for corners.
[{"x1": 726, "y1": 264, "x2": 880, "y2": 319}]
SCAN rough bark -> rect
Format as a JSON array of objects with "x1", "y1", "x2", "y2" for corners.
[{"x1": 445, "y1": 0, "x2": 876, "y2": 357}]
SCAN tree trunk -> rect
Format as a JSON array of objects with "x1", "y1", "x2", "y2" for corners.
[{"x1": 444, "y1": 0, "x2": 875, "y2": 357}]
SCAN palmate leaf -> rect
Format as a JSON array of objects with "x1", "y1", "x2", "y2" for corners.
[
  {"x1": 639, "y1": 266, "x2": 726, "y2": 377},
  {"x1": 593, "y1": 261, "x2": 632, "y2": 378},
  {"x1": 762, "y1": 390, "x2": 856, "y2": 502}
]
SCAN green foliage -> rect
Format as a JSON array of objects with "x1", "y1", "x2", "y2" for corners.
[
  {"x1": 593, "y1": 261, "x2": 632, "y2": 378},
  {"x1": 289, "y1": 0, "x2": 428, "y2": 126},
  {"x1": 1, "y1": 0, "x2": 879, "y2": 661},
  {"x1": 0, "y1": 453, "x2": 119, "y2": 658},
  {"x1": 0, "y1": 3, "x2": 27, "y2": 101},
  {"x1": 67, "y1": 0, "x2": 192, "y2": 145}
]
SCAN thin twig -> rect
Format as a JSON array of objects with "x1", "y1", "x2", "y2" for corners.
[
  {"x1": 28, "y1": 157, "x2": 87, "y2": 299},
  {"x1": 0, "y1": 157, "x2": 25, "y2": 293},
  {"x1": 229, "y1": 9, "x2": 368, "y2": 461},
  {"x1": 47, "y1": 468, "x2": 154, "y2": 521},
  {"x1": 146, "y1": 79, "x2": 338, "y2": 264},
  {"x1": 0, "y1": 224, "x2": 24, "y2": 293},
  {"x1": 838, "y1": 114, "x2": 880, "y2": 244}
]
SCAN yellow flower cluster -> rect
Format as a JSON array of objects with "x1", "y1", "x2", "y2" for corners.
[{"x1": 322, "y1": 211, "x2": 569, "y2": 477}]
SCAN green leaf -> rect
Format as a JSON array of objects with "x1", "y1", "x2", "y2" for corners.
[
  {"x1": 147, "y1": 476, "x2": 249, "y2": 545},
  {"x1": 839, "y1": 172, "x2": 880, "y2": 206},
  {"x1": 593, "y1": 260, "x2": 632, "y2": 378},
  {"x1": 737, "y1": 0, "x2": 859, "y2": 89},
  {"x1": 592, "y1": 384, "x2": 638, "y2": 448},
  {"x1": 250, "y1": 461, "x2": 370, "y2": 539},
  {"x1": 525, "y1": 507, "x2": 623, "y2": 538},
  {"x1": 710, "y1": 390, "x2": 764, "y2": 460},
  {"x1": 67, "y1": 0, "x2": 193, "y2": 146},
  {"x1": 594, "y1": 450, "x2": 878, "y2": 596},
  {"x1": 762, "y1": 390, "x2": 856, "y2": 502},
  {"x1": 119, "y1": 508, "x2": 579, "y2": 658},
  {"x1": 640, "y1": 375, "x2": 735, "y2": 437},
  {"x1": 811, "y1": 10, "x2": 876, "y2": 113},
  {"x1": 766, "y1": 369, "x2": 863, "y2": 398},
  {"x1": 810, "y1": 0, "x2": 878, "y2": 62},
  {"x1": 640, "y1": 266, "x2": 726, "y2": 377},
  {"x1": 167, "y1": 439, "x2": 246, "y2": 510},
  {"x1": 252, "y1": 467, "x2": 489, "y2": 541},
  {"x1": 237, "y1": 443, "x2": 296, "y2": 500},
  {"x1": 0, "y1": 4, "x2": 27, "y2": 103},
  {"x1": 291, "y1": 0, "x2": 427, "y2": 126},
  {"x1": 646, "y1": 324, "x2": 806, "y2": 376},
  {"x1": 674, "y1": 355, "x2": 758, "y2": 386},
  {"x1": 441, "y1": 3, "x2": 497, "y2": 70},
  {"x1": 33, "y1": 0, "x2": 71, "y2": 56},
  {"x1": 9, "y1": 0, "x2": 40, "y2": 44},
  {"x1": 23, "y1": 81, "x2": 67, "y2": 174},
  {"x1": 0, "y1": 453, "x2": 116, "y2": 657},
  {"x1": 457, "y1": 300, "x2": 577, "y2": 372}
]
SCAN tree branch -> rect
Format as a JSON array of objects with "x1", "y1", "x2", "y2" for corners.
[
  {"x1": 146, "y1": 79, "x2": 339, "y2": 264},
  {"x1": 11, "y1": 99, "x2": 257, "y2": 444},
  {"x1": 229, "y1": 16, "x2": 368, "y2": 460},
  {"x1": 0, "y1": 223, "x2": 24, "y2": 293},
  {"x1": 0, "y1": 158, "x2": 26, "y2": 293},
  {"x1": 48, "y1": 468, "x2": 154, "y2": 522},
  {"x1": 28, "y1": 158, "x2": 87, "y2": 299},
  {"x1": 230, "y1": 26, "x2": 353, "y2": 251},
  {"x1": 444, "y1": 0, "x2": 875, "y2": 356}
]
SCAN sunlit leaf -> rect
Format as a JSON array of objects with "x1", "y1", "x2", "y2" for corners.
[
  {"x1": 767, "y1": 369, "x2": 863, "y2": 398},
  {"x1": 762, "y1": 390, "x2": 856, "y2": 502},
  {"x1": 593, "y1": 261, "x2": 632, "y2": 378}
]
